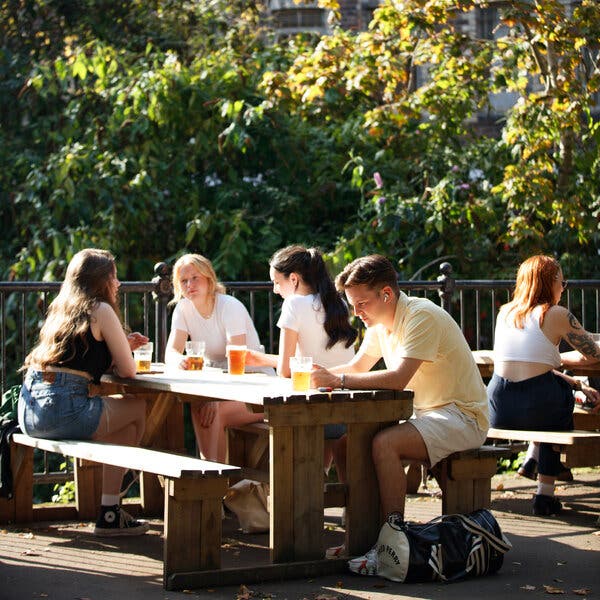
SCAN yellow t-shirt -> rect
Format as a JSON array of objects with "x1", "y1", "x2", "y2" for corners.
[{"x1": 362, "y1": 292, "x2": 489, "y2": 431}]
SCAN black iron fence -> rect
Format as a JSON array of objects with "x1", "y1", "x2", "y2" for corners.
[{"x1": 2, "y1": 261, "x2": 600, "y2": 396}]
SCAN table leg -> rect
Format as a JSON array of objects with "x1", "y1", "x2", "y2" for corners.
[
  {"x1": 345, "y1": 422, "x2": 383, "y2": 556},
  {"x1": 269, "y1": 423, "x2": 324, "y2": 563}
]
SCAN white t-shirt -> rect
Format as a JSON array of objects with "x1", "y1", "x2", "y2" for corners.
[
  {"x1": 171, "y1": 294, "x2": 263, "y2": 369},
  {"x1": 277, "y1": 293, "x2": 355, "y2": 367}
]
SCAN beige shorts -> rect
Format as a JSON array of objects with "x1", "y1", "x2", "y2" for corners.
[{"x1": 409, "y1": 403, "x2": 487, "y2": 468}]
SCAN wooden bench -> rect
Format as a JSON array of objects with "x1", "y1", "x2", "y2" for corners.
[
  {"x1": 2, "y1": 433, "x2": 239, "y2": 590},
  {"x1": 228, "y1": 423, "x2": 511, "y2": 515},
  {"x1": 487, "y1": 427, "x2": 600, "y2": 469}
]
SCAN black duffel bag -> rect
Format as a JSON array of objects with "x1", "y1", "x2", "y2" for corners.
[{"x1": 364, "y1": 509, "x2": 511, "y2": 583}]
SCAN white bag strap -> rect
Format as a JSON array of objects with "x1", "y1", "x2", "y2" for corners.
[{"x1": 451, "y1": 513, "x2": 512, "y2": 553}]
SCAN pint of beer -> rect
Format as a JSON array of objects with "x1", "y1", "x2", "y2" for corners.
[
  {"x1": 290, "y1": 356, "x2": 313, "y2": 392},
  {"x1": 227, "y1": 344, "x2": 247, "y2": 375},
  {"x1": 185, "y1": 340, "x2": 206, "y2": 371},
  {"x1": 133, "y1": 342, "x2": 153, "y2": 373}
]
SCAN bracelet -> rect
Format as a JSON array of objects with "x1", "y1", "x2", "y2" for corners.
[
  {"x1": 572, "y1": 379, "x2": 582, "y2": 391},
  {"x1": 340, "y1": 373, "x2": 346, "y2": 389}
]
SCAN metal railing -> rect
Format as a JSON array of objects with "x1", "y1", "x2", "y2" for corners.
[
  {"x1": 3, "y1": 261, "x2": 600, "y2": 396},
  {"x1": 3, "y1": 262, "x2": 600, "y2": 492}
]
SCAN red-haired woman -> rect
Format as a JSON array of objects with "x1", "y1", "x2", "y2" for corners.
[{"x1": 488, "y1": 255, "x2": 600, "y2": 515}]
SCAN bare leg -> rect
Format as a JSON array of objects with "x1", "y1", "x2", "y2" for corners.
[
  {"x1": 192, "y1": 402, "x2": 264, "y2": 463},
  {"x1": 372, "y1": 422, "x2": 429, "y2": 519},
  {"x1": 191, "y1": 403, "x2": 219, "y2": 461},
  {"x1": 92, "y1": 394, "x2": 146, "y2": 496},
  {"x1": 216, "y1": 402, "x2": 264, "y2": 463}
]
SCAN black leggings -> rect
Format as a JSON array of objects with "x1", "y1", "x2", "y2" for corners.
[{"x1": 487, "y1": 371, "x2": 574, "y2": 477}]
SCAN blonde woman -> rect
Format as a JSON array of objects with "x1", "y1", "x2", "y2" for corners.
[
  {"x1": 19, "y1": 249, "x2": 149, "y2": 536},
  {"x1": 165, "y1": 253, "x2": 267, "y2": 462}
]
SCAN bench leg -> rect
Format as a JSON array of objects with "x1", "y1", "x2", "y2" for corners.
[
  {"x1": 0, "y1": 442, "x2": 33, "y2": 524},
  {"x1": 434, "y1": 456, "x2": 497, "y2": 515},
  {"x1": 163, "y1": 476, "x2": 228, "y2": 588},
  {"x1": 74, "y1": 459, "x2": 102, "y2": 520},
  {"x1": 227, "y1": 427, "x2": 269, "y2": 472}
]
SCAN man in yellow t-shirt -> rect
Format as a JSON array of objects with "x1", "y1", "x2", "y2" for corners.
[{"x1": 312, "y1": 254, "x2": 488, "y2": 574}]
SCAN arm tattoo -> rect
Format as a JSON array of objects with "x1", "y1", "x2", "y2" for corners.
[
  {"x1": 566, "y1": 331, "x2": 600, "y2": 360},
  {"x1": 567, "y1": 312, "x2": 582, "y2": 330}
]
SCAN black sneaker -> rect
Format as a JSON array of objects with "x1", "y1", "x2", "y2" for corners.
[
  {"x1": 517, "y1": 458, "x2": 538, "y2": 480},
  {"x1": 119, "y1": 469, "x2": 140, "y2": 498},
  {"x1": 532, "y1": 494, "x2": 562, "y2": 516},
  {"x1": 93, "y1": 504, "x2": 150, "y2": 537}
]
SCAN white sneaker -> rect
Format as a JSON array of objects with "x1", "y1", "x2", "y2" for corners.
[
  {"x1": 348, "y1": 545, "x2": 379, "y2": 576},
  {"x1": 325, "y1": 543, "x2": 346, "y2": 559}
]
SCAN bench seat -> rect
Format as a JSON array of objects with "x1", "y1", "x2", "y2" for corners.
[
  {"x1": 6, "y1": 434, "x2": 240, "y2": 590},
  {"x1": 487, "y1": 428, "x2": 600, "y2": 469},
  {"x1": 228, "y1": 423, "x2": 511, "y2": 515}
]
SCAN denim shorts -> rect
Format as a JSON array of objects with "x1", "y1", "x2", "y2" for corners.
[{"x1": 18, "y1": 369, "x2": 104, "y2": 440}]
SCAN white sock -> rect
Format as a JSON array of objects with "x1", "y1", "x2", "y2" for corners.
[
  {"x1": 537, "y1": 481, "x2": 554, "y2": 497},
  {"x1": 526, "y1": 442, "x2": 539, "y2": 462},
  {"x1": 101, "y1": 494, "x2": 120, "y2": 507}
]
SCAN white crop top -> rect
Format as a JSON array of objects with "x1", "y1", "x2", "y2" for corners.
[{"x1": 493, "y1": 305, "x2": 561, "y2": 367}]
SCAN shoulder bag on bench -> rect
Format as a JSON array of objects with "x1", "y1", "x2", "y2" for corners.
[{"x1": 374, "y1": 509, "x2": 511, "y2": 583}]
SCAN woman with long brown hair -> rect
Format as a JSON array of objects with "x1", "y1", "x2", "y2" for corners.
[
  {"x1": 488, "y1": 255, "x2": 600, "y2": 515},
  {"x1": 19, "y1": 249, "x2": 149, "y2": 536}
]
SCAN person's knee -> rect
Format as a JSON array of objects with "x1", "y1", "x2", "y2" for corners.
[{"x1": 372, "y1": 429, "x2": 394, "y2": 465}]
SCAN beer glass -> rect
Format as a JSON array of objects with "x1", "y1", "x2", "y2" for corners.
[
  {"x1": 290, "y1": 356, "x2": 313, "y2": 392},
  {"x1": 185, "y1": 340, "x2": 206, "y2": 371},
  {"x1": 226, "y1": 344, "x2": 247, "y2": 375},
  {"x1": 133, "y1": 342, "x2": 153, "y2": 373}
]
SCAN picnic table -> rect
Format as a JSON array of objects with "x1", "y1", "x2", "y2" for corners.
[{"x1": 100, "y1": 365, "x2": 414, "y2": 586}]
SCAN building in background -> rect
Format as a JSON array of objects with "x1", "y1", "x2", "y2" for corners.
[{"x1": 266, "y1": 0, "x2": 597, "y2": 128}]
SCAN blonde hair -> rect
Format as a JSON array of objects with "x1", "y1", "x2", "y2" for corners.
[
  {"x1": 503, "y1": 255, "x2": 561, "y2": 328},
  {"x1": 23, "y1": 248, "x2": 121, "y2": 370},
  {"x1": 171, "y1": 253, "x2": 226, "y2": 303}
]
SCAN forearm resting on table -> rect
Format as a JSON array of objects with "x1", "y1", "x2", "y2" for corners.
[
  {"x1": 561, "y1": 345, "x2": 600, "y2": 367},
  {"x1": 340, "y1": 368, "x2": 415, "y2": 391}
]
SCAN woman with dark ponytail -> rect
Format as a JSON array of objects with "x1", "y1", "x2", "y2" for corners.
[
  {"x1": 246, "y1": 245, "x2": 358, "y2": 483},
  {"x1": 246, "y1": 245, "x2": 357, "y2": 377}
]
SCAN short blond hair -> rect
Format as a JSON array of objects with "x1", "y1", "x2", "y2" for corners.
[{"x1": 171, "y1": 253, "x2": 226, "y2": 302}]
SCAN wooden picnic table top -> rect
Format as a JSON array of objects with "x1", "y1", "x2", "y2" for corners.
[{"x1": 102, "y1": 364, "x2": 413, "y2": 408}]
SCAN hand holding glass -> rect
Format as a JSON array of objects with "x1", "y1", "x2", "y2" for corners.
[
  {"x1": 133, "y1": 342, "x2": 153, "y2": 373},
  {"x1": 290, "y1": 356, "x2": 313, "y2": 392},
  {"x1": 185, "y1": 340, "x2": 206, "y2": 371}
]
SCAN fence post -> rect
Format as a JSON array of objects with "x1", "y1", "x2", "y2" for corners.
[
  {"x1": 152, "y1": 262, "x2": 173, "y2": 361},
  {"x1": 437, "y1": 262, "x2": 455, "y2": 314}
]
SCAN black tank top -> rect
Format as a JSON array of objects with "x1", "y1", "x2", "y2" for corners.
[{"x1": 58, "y1": 328, "x2": 112, "y2": 384}]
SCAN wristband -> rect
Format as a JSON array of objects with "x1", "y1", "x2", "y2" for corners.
[{"x1": 340, "y1": 373, "x2": 346, "y2": 389}]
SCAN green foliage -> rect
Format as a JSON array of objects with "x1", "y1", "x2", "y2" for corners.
[
  {"x1": 52, "y1": 480, "x2": 75, "y2": 504},
  {"x1": 497, "y1": 451, "x2": 525, "y2": 475},
  {"x1": 1, "y1": 0, "x2": 599, "y2": 289}
]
